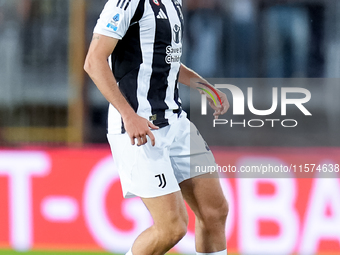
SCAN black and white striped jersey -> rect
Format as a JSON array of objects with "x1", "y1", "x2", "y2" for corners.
[{"x1": 94, "y1": 0, "x2": 185, "y2": 134}]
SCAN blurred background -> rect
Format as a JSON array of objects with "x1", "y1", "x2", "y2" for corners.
[{"x1": 1, "y1": 0, "x2": 340, "y2": 146}]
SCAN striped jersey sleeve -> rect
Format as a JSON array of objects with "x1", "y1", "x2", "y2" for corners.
[{"x1": 94, "y1": 0, "x2": 141, "y2": 39}]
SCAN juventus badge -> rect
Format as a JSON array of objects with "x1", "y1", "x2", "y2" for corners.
[{"x1": 155, "y1": 173, "x2": 166, "y2": 188}]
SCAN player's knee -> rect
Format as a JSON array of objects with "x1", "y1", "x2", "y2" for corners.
[
  {"x1": 170, "y1": 216, "x2": 188, "y2": 243},
  {"x1": 171, "y1": 221, "x2": 187, "y2": 243},
  {"x1": 219, "y1": 198, "x2": 229, "y2": 222},
  {"x1": 158, "y1": 215, "x2": 188, "y2": 245},
  {"x1": 200, "y1": 198, "x2": 229, "y2": 227}
]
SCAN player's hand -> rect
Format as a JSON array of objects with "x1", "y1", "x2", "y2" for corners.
[
  {"x1": 123, "y1": 113, "x2": 159, "y2": 146},
  {"x1": 208, "y1": 89, "x2": 229, "y2": 119}
]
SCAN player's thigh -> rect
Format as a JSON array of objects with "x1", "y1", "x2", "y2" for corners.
[
  {"x1": 142, "y1": 191, "x2": 188, "y2": 228},
  {"x1": 179, "y1": 173, "x2": 228, "y2": 221}
]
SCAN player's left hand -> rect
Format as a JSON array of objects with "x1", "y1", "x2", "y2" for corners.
[{"x1": 207, "y1": 89, "x2": 229, "y2": 119}]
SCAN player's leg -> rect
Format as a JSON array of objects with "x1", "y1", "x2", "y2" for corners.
[
  {"x1": 131, "y1": 191, "x2": 188, "y2": 255},
  {"x1": 168, "y1": 116, "x2": 228, "y2": 253},
  {"x1": 108, "y1": 122, "x2": 190, "y2": 255},
  {"x1": 179, "y1": 173, "x2": 228, "y2": 253}
]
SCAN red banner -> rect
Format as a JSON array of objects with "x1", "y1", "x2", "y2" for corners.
[{"x1": 0, "y1": 147, "x2": 339, "y2": 254}]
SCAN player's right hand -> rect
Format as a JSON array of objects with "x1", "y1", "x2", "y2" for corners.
[{"x1": 123, "y1": 113, "x2": 159, "y2": 147}]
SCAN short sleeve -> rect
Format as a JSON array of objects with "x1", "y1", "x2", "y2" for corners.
[{"x1": 94, "y1": 0, "x2": 141, "y2": 40}]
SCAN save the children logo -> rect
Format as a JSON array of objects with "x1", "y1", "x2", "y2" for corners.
[
  {"x1": 165, "y1": 45, "x2": 182, "y2": 64},
  {"x1": 198, "y1": 82, "x2": 312, "y2": 128}
]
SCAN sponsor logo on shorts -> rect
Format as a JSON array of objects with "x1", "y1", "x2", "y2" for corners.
[{"x1": 155, "y1": 173, "x2": 166, "y2": 188}]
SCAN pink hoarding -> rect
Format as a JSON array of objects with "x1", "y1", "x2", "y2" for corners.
[{"x1": 0, "y1": 147, "x2": 339, "y2": 254}]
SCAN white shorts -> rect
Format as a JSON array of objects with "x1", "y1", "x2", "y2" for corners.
[{"x1": 107, "y1": 114, "x2": 216, "y2": 198}]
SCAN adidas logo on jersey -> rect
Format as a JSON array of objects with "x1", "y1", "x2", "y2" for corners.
[{"x1": 157, "y1": 9, "x2": 167, "y2": 19}]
